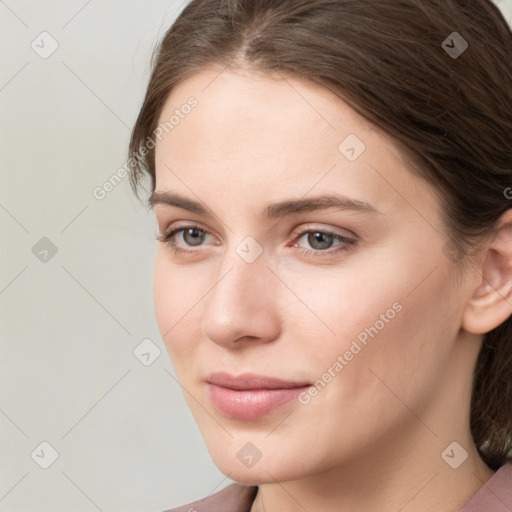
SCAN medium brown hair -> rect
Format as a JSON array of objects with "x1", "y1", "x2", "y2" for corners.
[{"x1": 128, "y1": 0, "x2": 512, "y2": 470}]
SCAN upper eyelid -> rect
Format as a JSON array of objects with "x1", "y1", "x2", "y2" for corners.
[
  {"x1": 160, "y1": 221, "x2": 216, "y2": 239},
  {"x1": 161, "y1": 222, "x2": 355, "y2": 243},
  {"x1": 156, "y1": 210, "x2": 359, "y2": 236},
  {"x1": 160, "y1": 226, "x2": 357, "y2": 261}
]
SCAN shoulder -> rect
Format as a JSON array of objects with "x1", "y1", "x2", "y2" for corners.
[
  {"x1": 161, "y1": 482, "x2": 258, "y2": 512},
  {"x1": 459, "y1": 462, "x2": 512, "y2": 511}
]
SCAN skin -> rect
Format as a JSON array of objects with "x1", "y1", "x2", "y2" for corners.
[{"x1": 151, "y1": 65, "x2": 512, "y2": 512}]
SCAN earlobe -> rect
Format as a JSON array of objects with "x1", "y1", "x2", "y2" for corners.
[{"x1": 461, "y1": 210, "x2": 512, "y2": 335}]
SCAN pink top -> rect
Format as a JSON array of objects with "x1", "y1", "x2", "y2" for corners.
[{"x1": 162, "y1": 462, "x2": 512, "y2": 512}]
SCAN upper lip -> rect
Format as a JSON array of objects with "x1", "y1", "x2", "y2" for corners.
[{"x1": 206, "y1": 372, "x2": 311, "y2": 390}]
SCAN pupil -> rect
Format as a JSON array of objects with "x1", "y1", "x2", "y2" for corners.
[
  {"x1": 185, "y1": 228, "x2": 204, "y2": 246},
  {"x1": 309, "y1": 232, "x2": 332, "y2": 250}
]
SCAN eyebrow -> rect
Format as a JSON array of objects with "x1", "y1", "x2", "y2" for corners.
[{"x1": 148, "y1": 191, "x2": 380, "y2": 218}]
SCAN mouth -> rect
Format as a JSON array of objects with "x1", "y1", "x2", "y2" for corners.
[{"x1": 205, "y1": 372, "x2": 312, "y2": 420}]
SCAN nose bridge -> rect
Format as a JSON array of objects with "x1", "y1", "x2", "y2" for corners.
[
  {"x1": 208, "y1": 243, "x2": 267, "y2": 317},
  {"x1": 202, "y1": 240, "x2": 278, "y2": 346},
  {"x1": 212, "y1": 232, "x2": 268, "y2": 300}
]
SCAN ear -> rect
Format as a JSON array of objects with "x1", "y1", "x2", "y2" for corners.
[{"x1": 461, "y1": 209, "x2": 512, "y2": 335}]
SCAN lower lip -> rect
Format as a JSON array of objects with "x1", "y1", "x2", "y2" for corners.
[{"x1": 207, "y1": 383, "x2": 311, "y2": 420}]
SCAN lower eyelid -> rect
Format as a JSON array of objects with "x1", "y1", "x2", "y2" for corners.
[
  {"x1": 296, "y1": 231, "x2": 345, "y2": 245},
  {"x1": 161, "y1": 226, "x2": 356, "y2": 253},
  {"x1": 171, "y1": 227, "x2": 216, "y2": 246}
]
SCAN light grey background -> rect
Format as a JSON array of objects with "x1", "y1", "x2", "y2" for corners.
[{"x1": 1, "y1": 1, "x2": 511, "y2": 511}]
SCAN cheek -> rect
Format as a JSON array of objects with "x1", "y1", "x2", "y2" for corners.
[
  {"x1": 153, "y1": 255, "x2": 201, "y2": 361},
  {"x1": 153, "y1": 241, "x2": 458, "y2": 386},
  {"x1": 283, "y1": 274, "x2": 405, "y2": 394},
  {"x1": 335, "y1": 271, "x2": 456, "y2": 410},
  {"x1": 291, "y1": 256, "x2": 457, "y2": 386},
  {"x1": 281, "y1": 265, "x2": 458, "y2": 461}
]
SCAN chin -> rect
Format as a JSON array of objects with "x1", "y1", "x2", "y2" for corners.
[
  {"x1": 208, "y1": 446, "x2": 307, "y2": 485},
  {"x1": 226, "y1": 470, "x2": 266, "y2": 486}
]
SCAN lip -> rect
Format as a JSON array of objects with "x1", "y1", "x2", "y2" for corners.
[{"x1": 205, "y1": 372, "x2": 312, "y2": 420}]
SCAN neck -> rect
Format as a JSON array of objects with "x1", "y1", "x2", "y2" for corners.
[{"x1": 250, "y1": 428, "x2": 494, "y2": 512}]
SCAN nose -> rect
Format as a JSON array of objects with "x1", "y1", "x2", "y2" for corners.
[{"x1": 202, "y1": 248, "x2": 281, "y2": 349}]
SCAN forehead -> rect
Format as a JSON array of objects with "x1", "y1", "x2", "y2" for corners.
[
  {"x1": 153, "y1": 66, "x2": 438, "y2": 225},
  {"x1": 156, "y1": 66, "x2": 377, "y2": 157}
]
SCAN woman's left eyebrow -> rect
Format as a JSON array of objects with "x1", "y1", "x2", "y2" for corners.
[
  {"x1": 148, "y1": 191, "x2": 382, "y2": 218},
  {"x1": 262, "y1": 194, "x2": 381, "y2": 218}
]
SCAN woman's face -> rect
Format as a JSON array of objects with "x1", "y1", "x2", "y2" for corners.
[{"x1": 152, "y1": 66, "x2": 482, "y2": 483}]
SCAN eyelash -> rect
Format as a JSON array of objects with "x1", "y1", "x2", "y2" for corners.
[{"x1": 157, "y1": 223, "x2": 357, "y2": 259}]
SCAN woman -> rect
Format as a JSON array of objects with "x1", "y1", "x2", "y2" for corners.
[{"x1": 127, "y1": 0, "x2": 512, "y2": 510}]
